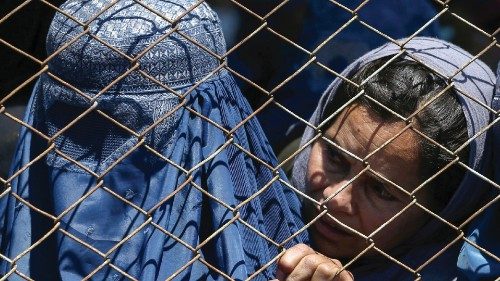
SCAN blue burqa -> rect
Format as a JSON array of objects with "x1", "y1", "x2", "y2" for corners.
[
  {"x1": 0, "y1": 0, "x2": 307, "y2": 280},
  {"x1": 292, "y1": 37, "x2": 498, "y2": 280}
]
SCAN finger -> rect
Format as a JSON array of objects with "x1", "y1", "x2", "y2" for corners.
[
  {"x1": 327, "y1": 260, "x2": 354, "y2": 281},
  {"x1": 275, "y1": 268, "x2": 286, "y2": 281},
  {"x1": 336, "y1": 269, "x2": 354, "y2": 281},
  {"x1": 286, "y1": 254, "x2": 332, "y2": 281},
  {"x1": 311, "y1": 261, "x2": 340, "y2": 281},
  {"x1": 330, "y1": 259, "x2": 343, "y2": 267},
  {"x1": 278, "y1": 244, "x2": 316, "y2": 275}
]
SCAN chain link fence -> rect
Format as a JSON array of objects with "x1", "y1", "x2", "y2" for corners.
[{"x1": 0, "y1": 0, "x2": 499, "y2": 280}]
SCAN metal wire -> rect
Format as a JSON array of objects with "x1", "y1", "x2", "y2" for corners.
[{"x1": 0, "y1": 0, "x2": 498, "y2": 280}]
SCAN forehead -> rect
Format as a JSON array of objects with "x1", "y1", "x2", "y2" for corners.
[{"x1": 325, "y1": 104, "x2": 422, "y2": 189}]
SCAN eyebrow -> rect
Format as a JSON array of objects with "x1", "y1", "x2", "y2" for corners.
[{"x1": 322, "y1": 136, "x2": 363, "y2": 163}]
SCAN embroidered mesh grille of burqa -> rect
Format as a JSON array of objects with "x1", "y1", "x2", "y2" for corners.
[{"x1": 0, "y1": 0, "x2": 307, "y2": 279}]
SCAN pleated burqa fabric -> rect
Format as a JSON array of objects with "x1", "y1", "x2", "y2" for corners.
[{"x1": 0, "y1": 0, "x2": 307, "y2": 280}]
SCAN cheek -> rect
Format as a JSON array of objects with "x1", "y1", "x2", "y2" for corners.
[
  {"x1": 370, "y1": 207, "x2": 426, "y2": 248},
  {"x1": 359, "y1": 207, "x2": 390, "y2": 234},
  {"x1": 357, "y1": 200, "x2": 406, "y2": 235},
  {"x1": 306, "y1": 144, "x2": 328, "y2": 193}
]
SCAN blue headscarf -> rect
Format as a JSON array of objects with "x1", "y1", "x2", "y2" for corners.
[
  {"x1": 456, "y1": 62, "x2": 500, "y2": 280},
  {"x1": 0, "y1": 0, "x2": 307, "y2": 280},
  {"x1": 292, "y1": 37, "x2": 497, "y2": 280}
]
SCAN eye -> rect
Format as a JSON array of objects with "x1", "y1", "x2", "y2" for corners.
[
  {"x1": 324, "y1": 145, "x2": 350, "y2": 175},
  {"x1": 326, "y1": 146, "x2": 342, "y2": 164},
  {"x1": 370, "y1": 182, "x2": 397, "y2": 201}
]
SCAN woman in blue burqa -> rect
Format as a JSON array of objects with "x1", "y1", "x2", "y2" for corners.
[
  {"x1": 0, "y1": 0, "x2": 307, "y2": 280},
  {"x1": 274, "y1": 37, "x2": 498, "y2": 280}
]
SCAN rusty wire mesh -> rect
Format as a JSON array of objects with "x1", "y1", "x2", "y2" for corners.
[{"x1": 0, "y1": 0, "x2": 499, "y2": 280}]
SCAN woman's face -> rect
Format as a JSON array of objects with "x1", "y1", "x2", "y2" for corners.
[{"x1": 305, "y1": 104, "x2": 436, "y2": 259}]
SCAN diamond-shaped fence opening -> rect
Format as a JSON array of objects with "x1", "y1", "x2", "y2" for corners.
[{"x1": 0, "y1": 0, "x2": 498, "y2": 280}]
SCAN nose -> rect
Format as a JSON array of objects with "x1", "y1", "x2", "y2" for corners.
[{"x1": 322, "y1": 180, "x2": 357, "y2": 216}]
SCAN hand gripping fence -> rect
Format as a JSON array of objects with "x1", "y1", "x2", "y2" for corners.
[{"x1": 0, "y1": 0, "x2": 499, "y2": 280}]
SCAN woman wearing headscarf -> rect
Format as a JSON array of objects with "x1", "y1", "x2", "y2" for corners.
[
  {"x1": 0, "y1": 0, "x2": 307, "y2": 280},
  {"x1": 275, "y1": 37, "x2": 497, "y2": 280}
]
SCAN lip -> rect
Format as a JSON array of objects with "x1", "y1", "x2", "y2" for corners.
[{"x1": 313, "y1": 216, "x2": 353, "y2": 242}]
